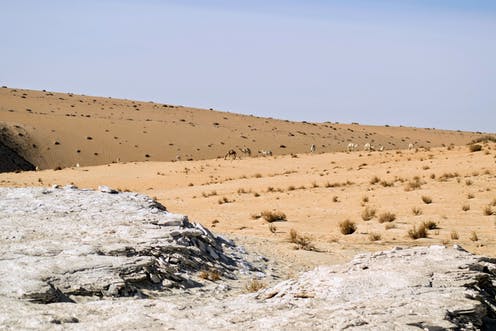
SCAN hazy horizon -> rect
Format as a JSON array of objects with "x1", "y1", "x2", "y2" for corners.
[{"x1": 1, "y1": 1, "x2": 495, "y2": 132}]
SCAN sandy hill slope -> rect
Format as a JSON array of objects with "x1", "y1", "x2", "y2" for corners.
[{"x1": 0, "y1": 86, "x2": 489, "y2": 171}]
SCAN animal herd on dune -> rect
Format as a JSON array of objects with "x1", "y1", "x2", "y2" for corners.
[{"x1": 220, "y1": 142, "x2": 417, "y2": 162}]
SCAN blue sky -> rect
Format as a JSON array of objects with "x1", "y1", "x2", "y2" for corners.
[{"x1": 1, "y1": 1, "x2": 495, "y2": 132}]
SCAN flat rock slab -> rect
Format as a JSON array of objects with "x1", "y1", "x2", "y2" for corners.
[{"x1": 1, "y1": 187, "x2": 496, "y2": 330}]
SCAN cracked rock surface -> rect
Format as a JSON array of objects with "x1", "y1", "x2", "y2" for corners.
[{"x1": 1, "y1": 187, "x2": 496, "y2": 330}]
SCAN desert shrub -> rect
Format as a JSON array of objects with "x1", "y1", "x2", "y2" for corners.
[
  {"x1": 378, "y1": 212, "x2": 396, "y2": 223},
  {"x1": 422, "y1": 220, "x2": 438, "y2": 230},
  {"x1": 483, "y1": 205, "x2": 494, "y2": 216},
  {"x1": 408, "y1": 224, "x2": 428, "y2": 239},
  {"x1": 362, "y1": 196, "x2": 369, "y2": 203},
  {"x1": 339, "y1": 219, "x2": 357, "y2": 235},
  {"x1": 412, "y1": 207, "x2": 423, "y2": 216},
  {"x1": 467, "y1": 193, "x2": 475, "y2": 199},
  {"x1": 253, "y1": 192, "x2": 260, "y2": 197},
  {"x1": 469, "y1": 144, "x2": 482, "y2": 152},
  {"x1": 368, "y1": 232, "x2": 382, "y2": 241},
  {"x1": 469, "y1": 231, "x2": 479, "y2": 242},
  {"x1": 245, "y1": 279, "x2": 266, "y2": 292},
  {"x1": 462, "y1": 204, "x2": 470, "y2": 212},
  {"x1": 287, "y1": 185, "x2": 296, "y2": 191},
  {"x1": 198, "y1": 269, "x2": 221, "y2": 281},
  {"x1": 361, "y1": 207, "x2": 376, "y2": 221},
  {"x1": 261, "y1": 210, "x2": 287, "y2": 222},
  {"x1": 421, "y1": 195, "x2": 432, "y2": 204},
  {"x1": 465, "y1": 179, "x2": 473, "y2": 186},
  {"x1": 332, "y1": 196, "x2": 339, "y2": 203},
  {"x1": 370, "y1": 176, "x2": 380, "y2": 185},
  {"x1": 450, "y1": 230, "x2": 459, "y2": 240},
  {"x1": 288, "y1": 229, "x2": 315, "y2": 251},
  {"x1": 202, "y1": 190, "x2": 217, "y2": 198},
  {"x1": 380, "y1": 180, "x2": 394, "y2": 187},
  {"x1": 404, "y1": 177, "x2": 425, "y2": 191},
  {"x1": 470, "y1": 136, "x2": 496, "y2": 144}
]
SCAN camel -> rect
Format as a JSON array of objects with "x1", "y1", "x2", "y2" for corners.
[{"x1": 224, "y1": 149, "x2": 237, "y2": 160}]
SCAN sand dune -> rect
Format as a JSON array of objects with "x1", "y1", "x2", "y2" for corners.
[{"x1": 0, "y1": 86, "x2": 488, "y2": 171}]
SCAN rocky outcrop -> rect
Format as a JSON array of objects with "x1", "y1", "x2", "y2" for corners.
[
  {"x1": 1, "y1": 187, "x2": 495, "y2": 330},
  {"x1": 0, "y1": 186, "x2": 258, "y2": 304}
]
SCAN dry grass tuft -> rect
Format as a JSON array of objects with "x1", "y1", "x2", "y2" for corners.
[
  {"x1": 408, "y1": 224, "x2": 428, "y2": 239},
  {"x1": 378, "y1": 212, "x2": 396, "y2": 223},
  {"x1": 361, "y1": 207, "x2": 376, "y2": 221},
  {"x1": 339, "y1": 219, "x2": 357, "y2": 235},
  {"x1": 404, "y1": 176, "x2": 425, "y2": 191},
  {"x1": 261, "y1": 210, "x2": 287, "y2": 222},
  {"x1": 370, "y1": 176, "x2": 380, "y2": 185},
  {"x1": 245, "y1": 279, "x2": 266, "y2": 293},
  {"x1": 198, "y1": 269, "x2": 221, "y2": 281},
  {"x1": 422, "y1": 220, "x2": 438, "y2": 230},
  {"x1": 385, "y1": 223, "x2": 396, "y2": 230},
  {"x1": 483, "y1": 205, "x2": 494, "y2": 216},
  {"x1": 412, "y1": 207, "x2": 423, "y2": 216},
  {"x1": 469, "y1": 144, "x2": 482, "y2": 152},
  {"x1": 469, "y1": 231, "x2": 479, "y2": 242},
  {"x1": 288, "y1": 229, "x2": 315, "y2": 251},
  {"x1": 368, "y1": 232, "x2": 382, "y2": 241}
]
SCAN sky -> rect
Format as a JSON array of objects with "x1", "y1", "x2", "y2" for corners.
[{"x1": 1, "y1": 1, "x2": 495, "y2": 132}]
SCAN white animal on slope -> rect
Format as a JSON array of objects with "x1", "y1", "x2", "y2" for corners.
[
  {"x1": 259, "y1": 150, "x2": 272, "y2": 156},
  {"x1": 364, "y1": 143, "x2": 372, "y2": 152},
  {"x1": 408, "y1": 143, "x2": 414, "y2": 150},
  {"x1": 347, "y1": 143, "x2": 358, "y2": 152},
  {"x1": 239, "y1": 147, "x2": 251, "y2": 157},
  {"x1": 310, "y1": 144, "x2": 316, "y2": 153},
  {"x1": 377, "y1": 145, "x2": 384, "y2": 152}
]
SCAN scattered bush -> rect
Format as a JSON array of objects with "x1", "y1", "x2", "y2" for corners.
[
  {"x1": 332, "y1": 196, "x2": 339, "y2": 203},
  {"x1": 483, "y1": 205, "x2": 494, "y2": 216},
  {"x1": 245, "y1": 279, "x2": 266, "y2": 292},
  {"x1": 462, "y1": 204, "x2": 470, "y2": 212},
  {"x1": 469, "y1": 231, "x2": 479, "y2": 242},
  {"x1": 370, "y1": 176, "x2": 380, "y2": 185},
  {"x1": 422, "y1": 220, "x2": 438, "y2": 230},
  {"x1": 339, "y1": 219, "x2": 357, "y2": 235},
  {"x1": 378, "y1": 212, "x2": 396, "y2": 223},
  {"x1": 261, "y1": 210, "x2": 287, "y2": 222},
  {"x1": 361, "y1": 207, "x2": 376, "y2": 221},
  {"x1": 450, "y1": 230, "x2": 459, "y2": 240},
  {"x1": 469, "y1": 144, "x2": 482, "y2": 152},
  {"x1": 467, "y1": 193, "x2": 475, "y2": 199},
  {"x1": 368, "y1": 232, "x2": 382, "y2": 241},
  {"x1": 198, "y1": 269, "x2": 221, "y2": 281},
  {"x1": 421, "y1": 195, "x2": 432, "y2": 204},
  {"x1": 404, "y1": 177, "x2": 424, "y2": 191},
  {"x1": 408, "y1": 224, "x2": 428, "y2": 239},
  {"x1": 412, "y1": 207, "x2": 423, "y2": 216},
  {"x1": 288, "y1": 229, "x2": 315, "y2": 251}
]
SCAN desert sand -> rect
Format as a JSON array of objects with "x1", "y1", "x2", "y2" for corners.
[
  {"x1": 1, "y1": 87, "x2": 496, "y2": 270},
  {"x1": 1, "y1": 87, "x2": 496, "y2": 329}
]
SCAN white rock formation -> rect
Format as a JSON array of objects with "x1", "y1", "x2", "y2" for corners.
[{"x1": 1, "y1": 187, "x2": 495, "y2": 330}]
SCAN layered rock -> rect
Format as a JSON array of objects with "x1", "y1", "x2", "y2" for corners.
[{"x1": 0, "y1": 186, "x2": 257, "y2": 304}]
